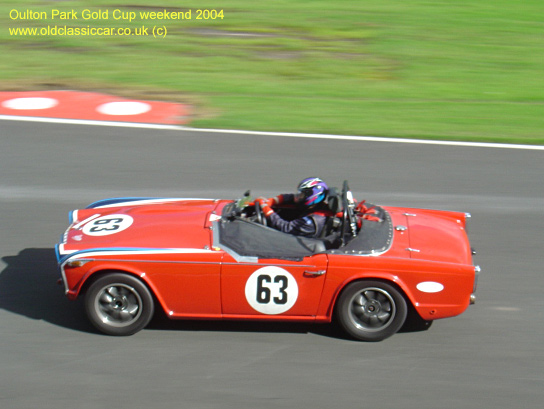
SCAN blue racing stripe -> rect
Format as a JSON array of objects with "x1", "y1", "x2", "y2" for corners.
[{"x1": 85, "y1": 197, "x2": 159, "y2": 209}]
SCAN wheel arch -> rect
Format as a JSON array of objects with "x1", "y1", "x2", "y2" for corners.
[
  {"x1": 78, "y1": 267, "x2": 168, "y2": 317},
  {"x1": 329, "y1": 273, "x2": 420, "y2": 322}
]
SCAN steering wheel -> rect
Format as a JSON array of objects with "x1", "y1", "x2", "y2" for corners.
[
  {"x1": 341, "y1": 180, "x2": 358, "y2": 243},
  {"x1": 253, "y1": 201, "x2": 267, "y2": 226}
]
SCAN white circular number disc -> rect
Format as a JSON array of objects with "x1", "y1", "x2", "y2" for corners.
[
  {"x1": 245, "y1": 266, "x2": 298, "y2": 315},
  {"x1": 82, "y1": 215, "x2": 133, "y2": 236}
]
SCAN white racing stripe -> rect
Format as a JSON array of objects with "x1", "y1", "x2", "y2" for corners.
[
  {"x1": 93, "y1": 198, "x2": 211, "y2": 208},
  {"x1": 64, "y1": 248, "x2": 215, "y2": 259},
  {"x1": 1, "y1": 114, "x2": 543, "y2": 151}
]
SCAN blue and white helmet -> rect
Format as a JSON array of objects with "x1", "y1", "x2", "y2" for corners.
[{"x1": 297, "y1": 177, "x2": 328, "y2": 206}]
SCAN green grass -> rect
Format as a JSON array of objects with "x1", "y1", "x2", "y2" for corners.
[{"x1": 2, "y1": 0, "x2": 543, "y2": 143}]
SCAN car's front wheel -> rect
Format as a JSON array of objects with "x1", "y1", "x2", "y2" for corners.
[
  {"x1": 336, "y1": 280, "x2": 407, "y2": 342},
  {"x1": 84, "y1": 273, "x2": 154, "y2": 336}
]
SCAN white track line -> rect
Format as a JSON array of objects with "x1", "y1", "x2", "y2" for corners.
[
  {"x1": 0, "y1": 114, "x2": 181, "y2": 130},
  {"x1": 1, "y1": 114, "x2": 543, "y2": 151}
]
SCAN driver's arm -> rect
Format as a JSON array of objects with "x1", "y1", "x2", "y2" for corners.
[
  {"x1": 256, "y1": 194, "x2": 296, "y2": 216},
  {"x1": 267, "y1": 213, "x2": 317, "y2": 237},
  {"x1": 255, "y1": 196, "x2": 317, "y2": 236}
]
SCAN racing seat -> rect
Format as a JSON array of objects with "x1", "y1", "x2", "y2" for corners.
[
  {"x1": 327, "y1": 188, "x2": 340, "y2": 214},
  {"x1": 319, "y1": 189, "x2": 342, "y2": 248}
]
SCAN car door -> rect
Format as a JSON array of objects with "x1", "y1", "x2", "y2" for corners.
[{"x1": 220, "y1": 253, "x2": 328, "y2": 317}]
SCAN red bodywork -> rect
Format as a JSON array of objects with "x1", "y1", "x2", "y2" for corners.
[{"x1": 56, "y1": 197, "x2": 478, "y2": 324}]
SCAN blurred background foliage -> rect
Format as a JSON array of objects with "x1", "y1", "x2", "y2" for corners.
[{"x1": 2, "y1": 0, "x2": 543, "y2": 143}]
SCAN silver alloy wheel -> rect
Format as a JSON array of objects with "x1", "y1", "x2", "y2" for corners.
[
  {"x1": 94, "y1": 283, "x2": 143, "y2": 327},
  {"x1": 347, "y1": 287, "x2": 396, "y2": 332}
]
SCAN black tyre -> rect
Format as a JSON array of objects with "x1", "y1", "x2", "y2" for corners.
[
  {"x1": 84, "y1": 273, "x2": 155, "y2": 336},
  {"x1": 336, "y1": 280, "x2": 407, "y2": 342}
]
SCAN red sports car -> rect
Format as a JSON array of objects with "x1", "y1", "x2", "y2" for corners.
[{"x1": 55, "y1": 181, "x2": 479, "y2": 341}]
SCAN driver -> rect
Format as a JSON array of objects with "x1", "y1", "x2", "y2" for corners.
[{"x1": 255, "y1": 177, "x2": 335, "y2": 238}]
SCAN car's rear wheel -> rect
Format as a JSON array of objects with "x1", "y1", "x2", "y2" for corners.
[
  {"x1": 84, "y1": 273, "x2": 154, "y2": 336},
  {"x1": 336, "y1": 280, "x2": 407, "y2": 342}
]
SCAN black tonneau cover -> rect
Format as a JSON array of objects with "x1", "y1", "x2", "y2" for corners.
[
  {"x1": 218, "y1": 218, "x2": 326, "y2": 261},
  {"x1": 217, "y1": 204, "x2": 392, "y2": 260},
  {"x1": 331, "y1": 206, "x2": 393, "y2": 255}
]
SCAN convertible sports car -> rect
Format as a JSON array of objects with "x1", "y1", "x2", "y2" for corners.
[{"x1": 55, "y1": 181, "x2": 479, "y2": 341}]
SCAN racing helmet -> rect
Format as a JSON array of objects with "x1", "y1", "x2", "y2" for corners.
[{"x1": 297, "y1": 177, "x2": 328, "y2": 206}]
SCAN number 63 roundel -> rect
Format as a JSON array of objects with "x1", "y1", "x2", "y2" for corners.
[
  {"x1": 245, "y1": 266, "x2": 299, "y2": 315},
  {"x1": 82, "y1": 215, "x2": 134, "y2": 236}
]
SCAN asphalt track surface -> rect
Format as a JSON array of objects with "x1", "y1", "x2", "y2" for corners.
[{"x1": 1, "y1": 119, "x2": 543, "y2": 409}]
